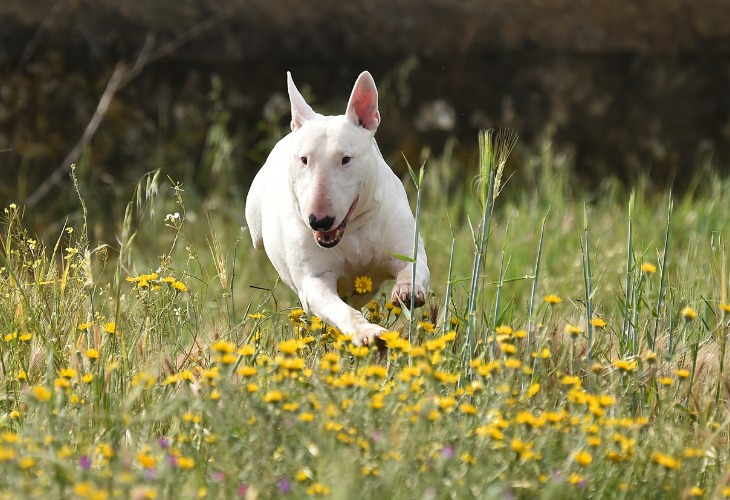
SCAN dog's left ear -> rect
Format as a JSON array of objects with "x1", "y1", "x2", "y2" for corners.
[{"x1": 346, "y1": 71, "x2": 380, "y2": 132}]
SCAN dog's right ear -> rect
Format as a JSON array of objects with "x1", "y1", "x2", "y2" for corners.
[{"x1": 287, "y1": 72, "x2": 317, "y2": 131}]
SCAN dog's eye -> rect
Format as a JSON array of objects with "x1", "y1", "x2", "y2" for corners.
[
  {"x1": 300, "y1": 156, "x2": 308, "y2": 165},
  {"x1": 341, "y1": 156, "x2": 352, "y2": 165}
]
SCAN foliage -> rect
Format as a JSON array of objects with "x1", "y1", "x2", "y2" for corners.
[{"x1": 0, "y1": 132, "x2": 729, "y2": 499}]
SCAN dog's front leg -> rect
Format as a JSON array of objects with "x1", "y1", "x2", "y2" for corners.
[
  {"x1": 390, "y1": 236, "x2": 430, "y2": 309},
  {"x1": 299, "y1": 274, "x2": 386, "y2": 346}
]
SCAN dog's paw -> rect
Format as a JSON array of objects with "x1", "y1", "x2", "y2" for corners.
[
  {"x1": 351, "y1": 324, "x2": 387, "y2": 347},
  {"x1": 391, "y1": 282, "x2": 426, "y2": 309}
]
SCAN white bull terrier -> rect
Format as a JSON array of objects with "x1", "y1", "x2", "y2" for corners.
[{"x1": 245, "y1": 71, "x2": 430, "y2": 346}]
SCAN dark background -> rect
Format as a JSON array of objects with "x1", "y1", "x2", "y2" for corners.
[{"x1": 2, "y1": 0, "x2": 730, "y2": 223}]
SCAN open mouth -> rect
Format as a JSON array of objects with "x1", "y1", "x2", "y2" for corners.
[{"x1": 313, "y1": 196, "x2": 359, "y2": 248}]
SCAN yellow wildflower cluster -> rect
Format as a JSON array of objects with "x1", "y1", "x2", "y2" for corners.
[{"x1": 126, "y1": 272, "x2": 188, "y2": 293}]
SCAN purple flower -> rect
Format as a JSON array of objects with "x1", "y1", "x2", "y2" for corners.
[
  {"x1": 157, "y1": 437, "x2": 170, "y2": 449},
  {"x1": 167, "y1": 454, "x2": 178, "y2": 468},
  {"x1": 238, "y1": 484, "x2": 248, "y2": 497},
  {"x1": 440, "y1": 445, "x2": 455, "y2": 460},
  {"x1": 214, "y1": 471, "x2": 225, "y2": 482},
  {"x1": 277, "y1": 477, "x2": 292, "y2": 495},
  {"x1": 79, "y1": 455, "x2": 91, "y2": 470}
]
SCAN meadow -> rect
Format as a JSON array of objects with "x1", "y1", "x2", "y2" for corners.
[{"x1": 1, "y1": 128, "x2": 729, "y2": 499}]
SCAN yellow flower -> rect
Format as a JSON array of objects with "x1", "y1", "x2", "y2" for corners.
[
  {"x1": 263, "y1": 389, "x2": 284, "y2": 403},
  {"x1": 31, "y1": 386, "x2": 51, "y2": 402},
  {"x1": 78, "y1": 322, "x2": 92, "y2": 331},
  {"x1": 504, "y1": 358, "x2": 521, "y2": 369},
  {"x1": 544, "y1": 294, "x2": 562, "y2": 305},
  {"x1": 18, "y1": 332, "x2": 32, "y2": 341},
  {"x1": 651, "y1": 451, "x2": 681, "y2": 470},
  {"x1": 720, "y1": 303, "x2": 730, "y2": 313},
  {"x1": 59, "y1": 367, "x2": 77, "y2": 379},
  {"x1": 85, "y1": 348, "x2": 100, "y2": 360},
  {"x1": 565, "y1": 324, "x2": 582, "y2": 337},
  {"x1": 348, "y1": 345, "x2": 371, "y2": 358},
  {"x1": 433, "y1": 371, "x2": 459, "y2": 385},
  {"x1": 299, "y1": 412, "x2": 315, "y2": 422},
  {"x1": 211, "y1": 340, "x2": 236, "y2": 354},
  {"x1": 238, "y1": 344, "x2": 256, "y2": 356},
  {"x1": 354, "y1": 276, "x2": 373, "y2": 295},
  {"x1": 172, "y1": 280, "x2": 188, "y2": 292},
  {"x1": 364, "y1": 365, "x2": 387, "y2": 380},
  {"x1": 237, "y1": 366, "x2": 257, "y2": 377},
  {"x1": 688, "y1": 487, "x2": 703, "y2": 498},
  {"x1": 370, "y1": 393, "x2": 385, "y2": 410},
  {"x1": 177, "y1": 456, "x2": 195, "y2": 469},
  {"x1": 306, "y1": 483, "x2": 331, "y2": 496},
  {"x1": 289, "y1": 308, "x2": 306, "y2": 324},
  {"x1": 574, "y1": 450, "x2": 593, "y2": 467},
  {"x1": 569, "y1": 473, "x2": 584, "y2": 485},
  {"x1": 495, "y1": 325, "x2": 513, "y2": 335},
  {"x1": 278, "y1": 339, "x2": 302, "y2": 355},
  {"x1": 459, "y1": 403, "x2": 477, "y2": 415},
  {"x1": 657, "y1": 376, "x2": 673, "y2": 386},
  {"x1": 674, "y1": 368, "x2": 690, "y2": 379},
  {"x1": 510, "y1": 439, "x2": 526, "y2": 454},
  {"x1": 533, "y1": 347, "x2": 551, "y2": 359},
  {"x1": 681, "y1": 307, "x2": 697, "y2": 320},
  {"x1": 527, "y1": 383, "x2": 540, "y2": 397},
  {"x1": 641, "y1": 262, "x2": 657, "y2": 274},
  {"x1": 18, "y1": 456, "x2": 35, "y2": 470},
  {"x1": 499, "y1": 343, "x2": 517, "y2": 356},
  {"x1": 137, "y1": 453, "x2": 156, "y2": 469},
  {"x1": 103, "y1": 322, "x2": 116, "y2": 334},
  {"x1": 81, "y1": 373, "x2": 94, "y2": 384},
  {"x1": 683, "y1": 448, "x2": 706, "y2": 458},
  {"x1": 418, "y1": 321, "x2": 436, "y2": 334},
  {"x1": 613, "y1": 359, "x2": 637, "y2": 373},
  {"x1": 590, "y1": 318, "x2": 606, "y2": 328}
]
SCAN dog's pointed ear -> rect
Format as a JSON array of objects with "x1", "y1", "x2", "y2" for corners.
[
  {"x1": 287, "y1": 72, "x2": 317, "y2": 131},
  {"x1": 346, "y1": 71, "x2": 380, "y2": 132}
]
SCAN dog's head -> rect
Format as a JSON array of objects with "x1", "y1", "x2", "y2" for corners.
[{"x1": 286, "y1": 71, "x2": 381, "y2": 249}]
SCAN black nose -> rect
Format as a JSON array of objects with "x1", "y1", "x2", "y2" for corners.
[{"x1": 309, "y1": 214, "x2": 335, "y2": 231}]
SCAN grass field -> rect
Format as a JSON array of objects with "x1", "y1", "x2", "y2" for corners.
[{"x1": 1, "y1": 130, "x2": 729, "y2": 499}]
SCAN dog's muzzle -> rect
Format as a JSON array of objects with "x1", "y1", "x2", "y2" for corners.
[{"x1": 312, "y1": 197, "x2": 359, "y2": 248}]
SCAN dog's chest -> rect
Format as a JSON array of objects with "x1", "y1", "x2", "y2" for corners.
[{"x1": 336, "y1": 232, "x2": 381, "y2": 274}]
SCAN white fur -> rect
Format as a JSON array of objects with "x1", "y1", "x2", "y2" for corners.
[{"x1": 245, "y1": 71, "x2": 430, "y2": 346}]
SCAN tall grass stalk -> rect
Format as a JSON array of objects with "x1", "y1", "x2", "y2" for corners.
[
  {"x1": 581, "y1": 203, "x2": 595, "y2": 368},
  {"x1": 623, "y1": 192, "x2": 634, "y2": 350},
  {"x1": 491, "y1": 222, "x2": 511, "y2": 350},
  {"x1": 442, "y1": 234, "x2": 456, "y2": 336},
  {"x1": 652, "y1": 194, "x2": 673, "y2": 351},
  {"x1": 527, "y1": 213, "x2": 547, "y2": 383},
  {"x1": 404, "y1": 158, "x2": 425, "y2": 347},
  {"x1": 716, "y1": 237, "x2": 728, "y2": 406},
  {"x1": 465, "y1": 129, "x2": 517, "y2": 360}
]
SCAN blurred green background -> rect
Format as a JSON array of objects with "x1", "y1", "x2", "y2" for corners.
[{"x1": 2, "y1": 0, "x2": 730, "y2": 236}]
